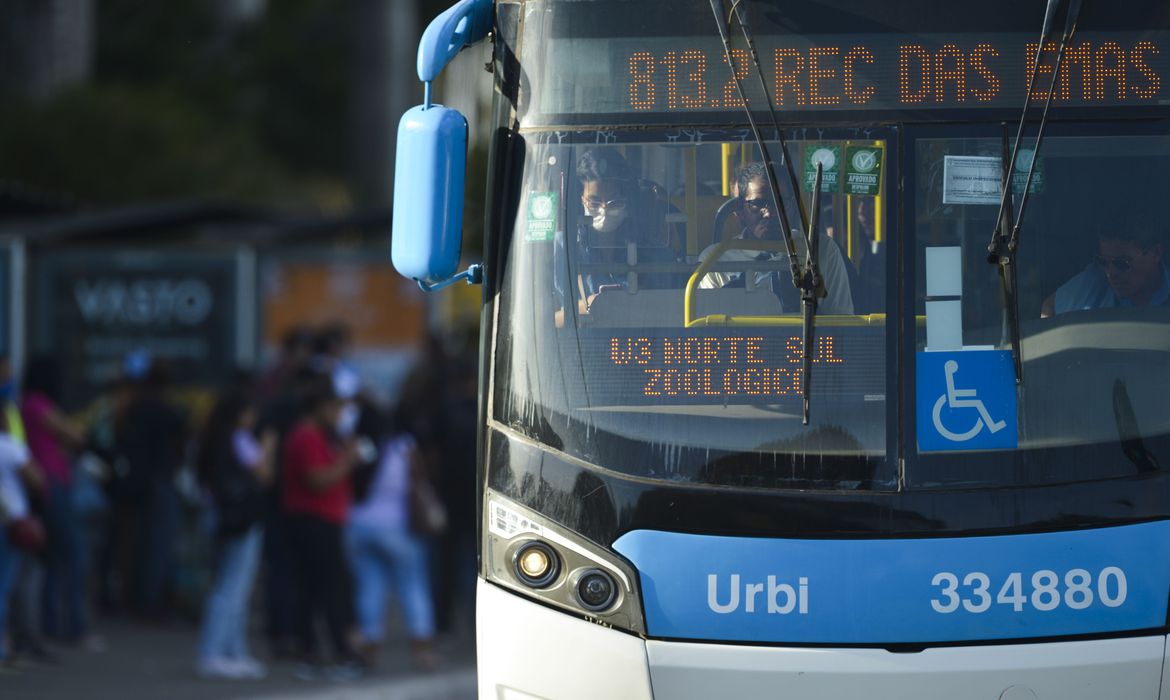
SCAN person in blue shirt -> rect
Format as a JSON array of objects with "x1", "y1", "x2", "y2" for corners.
[{"x1": 1042, "y1": 221, "x2": 1170, "y2": 316}]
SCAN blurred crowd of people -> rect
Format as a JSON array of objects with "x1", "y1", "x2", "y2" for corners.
[{"x1": 0, "y1": 322, "x2": 478, "y2": 682}]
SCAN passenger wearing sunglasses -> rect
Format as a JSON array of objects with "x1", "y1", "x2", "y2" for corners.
[
  {"x1": 1042, "y1": 223, "x2": 1169, "y2": 317},
  {"x1": 697, "y1": 161, "x2": 854, "y2": 314}
]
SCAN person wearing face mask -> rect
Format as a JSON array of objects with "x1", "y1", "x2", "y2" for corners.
[
  {"x1": 279, "y1": 376, "x2": 365, "y2": 680},
  {"x1": 554, "y1": 149, "x2": 681, "y2": 325}
]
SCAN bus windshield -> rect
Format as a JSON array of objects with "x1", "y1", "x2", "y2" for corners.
[
  {"x1": 910, "y1": 126, "x2": 1170, "y2": 487},
  {"x1": 490, "y1": 0, "x2": 1170, "y2": 492},
  {"x1": 494, "y1": 132, "x2": 895, "y2": 490}
]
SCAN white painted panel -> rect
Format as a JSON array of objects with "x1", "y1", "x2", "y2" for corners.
[
  {"x1": 476, "y1": 579, "x2": 653, "y2": 700},
  {"x1": 648, "y1": 636, "x2": 1165, "y2": 700},
  {"x1": 926, "y1": 246, "x2": 963, "y2": 298},
  {"x1": 926, "y1": 299, "x2": 963, "y2": 351}
]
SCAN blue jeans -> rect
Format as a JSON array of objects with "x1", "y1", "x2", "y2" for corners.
[
  {"x1": 0, "y1": 534, "x2": 23, "y2": 659},
  {"x1": 345, "y1": 522, "x2": 434, "y2": 642},
  {"x1": 42, "y1": 482, "x2": 89, "y2": 640},
  {"x1": 198, "y1": 525, "x2": 263, "y2": 662}
]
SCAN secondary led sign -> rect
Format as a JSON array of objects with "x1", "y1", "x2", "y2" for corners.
[{"x1": 578, "y1": 328, "x2": 884, "y2": 406}]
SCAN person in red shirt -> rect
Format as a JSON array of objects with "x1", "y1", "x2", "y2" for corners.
[{"x1": 281, "y1": 377, "x2": 363, "y2": 678}]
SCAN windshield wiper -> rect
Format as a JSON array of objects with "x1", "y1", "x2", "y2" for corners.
[
  {"x1": 707, "y1": 0, "x2": 802, "y2": 289},
  {"x1": 986, "y1": 0, "x2": 1083, "y2": 384},
  {"x1": 709, "y1": 0, "x2": 826, "y2": 423},
  {"x1": 801, "y1": 164, "x2": 825, "y2": 424},
  {"x1": 728, "y1": 0, "x2": 810, "y2": 235}
]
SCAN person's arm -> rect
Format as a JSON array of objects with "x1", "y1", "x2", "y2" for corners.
[
  {"x1": 17, "y1": 456, "x2": 46, "y2": 496},
  {"x1": 818, "y1": 236, "x2": 855, "y2": 315},
  {"x1": 302, "y1": 437, "x2": 360, "y2": 492},
  {"x1": 253, "y1": 429, "x2": 277, "y2": 486},
  {"x1": 1040, "y1": 292, "x2": 1055, "y2": 318},
  {"x1": 43, "y1": 405, "x2": 87, "y2": 450}
]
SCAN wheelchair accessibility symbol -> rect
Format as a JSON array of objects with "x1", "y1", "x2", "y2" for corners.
[
  {"x1": 917, "y1": 351, "x2": 1017, "y2": 451},
  {"x1": 932, "y1": 360, "x2": 1006, "y2": 441}
]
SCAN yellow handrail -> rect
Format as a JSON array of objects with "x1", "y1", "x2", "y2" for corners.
[
  {"x1": 684, "y1": 242, "x2": 924, "y2": 328},
  {"x1": 684, "y1": 238, "x2": 790, "y2": 327},
  {"x1": 688, "y1": 313, "x2": 895, "y2": 327}
]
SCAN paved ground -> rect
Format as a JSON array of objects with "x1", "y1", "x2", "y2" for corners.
[{"x1": 0, "y1": 617, "x2": 477, "y2": 700}]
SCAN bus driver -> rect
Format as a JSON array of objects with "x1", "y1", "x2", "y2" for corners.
[
  {"x1": 697, "y1": 162, "x2": 855, "y2": 314},
  {"x1": 1041, "y1": 219, "x2": 1170, "y2": 317}
]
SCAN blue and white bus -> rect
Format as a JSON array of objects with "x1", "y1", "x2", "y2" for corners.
[{"x1": 393, "y1": 0, "x2": 1170, "y2": 697}]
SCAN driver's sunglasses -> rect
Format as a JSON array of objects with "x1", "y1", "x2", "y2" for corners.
[
  {"x1": 741, "y1": 197, "x2": 771, "y2": 212},
  {"x1": 582, "y1": 197, "x2": 628, "y2": 215},
  {"x1": 1094, "y1": 253, "x2": 1140, "y2": 273}
]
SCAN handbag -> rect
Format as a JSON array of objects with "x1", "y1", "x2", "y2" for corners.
[
  {"x1": 7, "y1": 515, "x2": 47, "y2": 552},
  {"x1": 213, "y1": 460, "x2": 264, "y2": 538},
  {"x1": 408, "y1": 453, "x2": 448, "y2": 537},
  {"x1": 1, "y1": 468, "x2": 46, "y2": 552}
]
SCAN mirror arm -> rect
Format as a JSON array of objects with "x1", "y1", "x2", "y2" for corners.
[
  {"x1": 417, "y1": 0, "x2": 494, "y2": 86},
  {"x1": 415, "y1": 263, "x2": 483, "y2": 293}
]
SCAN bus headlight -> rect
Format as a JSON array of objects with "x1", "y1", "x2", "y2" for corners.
[
  {"x1": 513, "y1": 540, "x2": 560, "y2": 588},
  {"x1": 574, "y1": 569, "x2": 618, "y2": 612},
  {"x1": 484, "y1": 491, "x2": 645, "y2": 635}
]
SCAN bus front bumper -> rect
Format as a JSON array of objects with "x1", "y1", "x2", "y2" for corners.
[{"x1": 477, "y1": 580, "x2": 1170, "y2": 700}]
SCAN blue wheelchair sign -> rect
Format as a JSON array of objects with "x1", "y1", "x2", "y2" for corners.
[{"x1": 917, "y1": 350, "x2": 1018, "y2": 451}]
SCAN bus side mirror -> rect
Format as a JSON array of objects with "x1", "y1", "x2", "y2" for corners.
[
  {"x1": 392, "y1": 0, "x2": 491, "y2": 292},
  {"x1": 392, "y1": 104, "x2": 476, "y2": 291}
]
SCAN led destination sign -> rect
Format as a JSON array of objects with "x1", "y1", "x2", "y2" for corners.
[
  {"x1": 543, "y1": 32, "x2": 1168, "y2": 115},
  {"x1": 578, "y1": 328, "x2": 884, "y2": 407}
]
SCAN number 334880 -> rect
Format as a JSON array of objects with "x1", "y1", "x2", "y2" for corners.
[{"x1": 929, "y1": 568, "x2": 1127, "y2": 614}]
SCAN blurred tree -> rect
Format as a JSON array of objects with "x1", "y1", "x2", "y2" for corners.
[
  {"x1": 0, "y1": 0, "x2": 479, "y2": 213},
  {"x1": 241, "y1": 0, "x2": 352, "y2": 179},
  {"x1": 0, "y1": 0, "x2": 358, "y2": 208},
  {"x1": 0, "y1": 85, "x2": 290, "y2": 203}
]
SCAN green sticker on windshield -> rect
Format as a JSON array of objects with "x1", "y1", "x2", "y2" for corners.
[
  {"x1": 803, "y1": 144, "x2": 840, "y2": 193},
  {"x1": 526, "y1": 191, "x2": 558, "y2": 242},
  {"x1": 844, "y1": 145, "x2": 883, "y2": 196},
  {"x1": 1011, "y1": 148, "x2": 1044, "y2": 195}
]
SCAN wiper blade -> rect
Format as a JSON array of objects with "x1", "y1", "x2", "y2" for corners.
[
  {"x1": 801, "y1": 163, "x2": 825, "y2": 425},
  {"x1": 706, "y1": 0, "x2": 803, "y2": 300},
  {"x1": 728, "y1": 0, "x2": 809, "y2": 235},
  {"x1": 986, "y1": 0, "x2": 1083, "y2": 384},
  {"x1": 710, "y1": 0, "x2": 827, "y2": 422}
]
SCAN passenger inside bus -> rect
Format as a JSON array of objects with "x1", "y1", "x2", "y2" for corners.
[
  {"x1": 852, "y1": 197, "x2": 886, "y2": 314},
  {"x1": 1040, "y1": 217, "x2": 1170, "y2": 317},
  {"x1": 554, "y1": 149, "x2": 681, "y2": 326},
  {"x1": 696, "y1": 162, "x2": 855, "y2": 314}
]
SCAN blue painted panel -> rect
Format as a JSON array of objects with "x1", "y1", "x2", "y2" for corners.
[
  {"x1": 417, "y1": 0, "x2": 494, "y2": 83},
  {"x1": 614, "y1": 522, "x2": 1170, "y2": 644},
  {"x1": 392, "y1": 105, "x2": 468, "y2": 286},
  {"x1": 916, "y1": 350, "x2": 1018, "y2": 452}
]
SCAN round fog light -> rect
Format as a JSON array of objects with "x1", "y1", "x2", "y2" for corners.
[
  {"x1": 513, "y1": 541, "x2": 559, "y2": 589},
  {"x1": 575, "y1": 569, "x2": 617, "y2": 611}
]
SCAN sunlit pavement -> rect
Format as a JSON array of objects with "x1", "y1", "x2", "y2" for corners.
[{"x1": 0, "y1": 617, "x2": 476, "y2": 700}]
